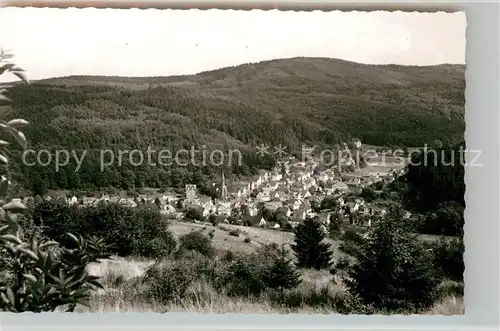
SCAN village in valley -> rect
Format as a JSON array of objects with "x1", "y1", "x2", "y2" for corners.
[{"x1": 15, "y1": 139, "x2": 409, "y2": 237}]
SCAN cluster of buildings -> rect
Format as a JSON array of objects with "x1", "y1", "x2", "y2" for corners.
[
  {"x1": 17, "y1": 140, "x2": 408, "y2": 233},
  {"x1": 175, "y1": 147, "x2": 406, "y2": 230}
]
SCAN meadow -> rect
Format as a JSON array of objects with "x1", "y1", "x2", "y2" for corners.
[{"x1": 79, "y1": 221, "x2": 463, "y2": 315}]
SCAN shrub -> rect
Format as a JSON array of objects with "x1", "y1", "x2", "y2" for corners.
[
  {"x1": 434, "y1": 201, "x2": 464, "y2": 236},
  {"x1": 360, "y1": 187, "x2": 377, "y2": 202},
  {"x1": 430, "y1": 236, "x2": 464, "y2": 282},
  {"x1": 0, "y1": 229, "x2": 111, "y2": 312},
  {"x1": 29, "y1": 199, "x2": 84, "y2": 248},
  {"x1": 208, "y1": 214, "x2": 218, "y2": 226},
  {"x1": 291, "y1": 218, "x2": 332, "y2": 270},
  {"x1": 267, "y1": 286, "x2": 373, "y2": 314},
  {"x1": 331, "y1": 256, "x2": 352, "y2": 280},
  {"x1": 215, "y1": 244, "x2": 301, "y2": 297},
  {"x1": 177, "y1": 230, "x2": 215, "y2": 258},
  {"x1": 417, "y1": 201, "x2": 464, "y2": 236},
  {"x1": 185, "y1": 206, "x2": 204, "y2": 221},
  {"x1": 220, "y1": 254, "x2": 266, "y2": 297},
  {"x1": 143, "y1": 257, "x2": 199, "y2": 302},
  {"x1": 228, "y1": 229, "x2": 240, "y2": 237},
  {"x1": 328, "y1": 212, "x2": 343, "y2": 239},
  {"x1": 320, "y1": 196, "x2": 338, "y2": 210},
  {"x1": 345, "y1": 205, "x2": 440, "y2": 312},
  {"x1": 30, "y1": 200, "x2": 176, "y2": 258},
  {"x1": 243, "y1": 237, "x2": 251, "y2": 243},
  {"x1": 339, "y1": 229, "x2": 365, "y2": 257},
  {"x1": 126, "y1": 205, "x2": 177, "y2": 258},
  {"x1": 0, "y1": 55, "x2": 109, "y2": 312},
  {"x1": 436, "y1": 280, "x2": 464, "y2": 299}
]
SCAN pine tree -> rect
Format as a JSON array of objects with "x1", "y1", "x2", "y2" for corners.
[
  {"x1": 345, "y1": 204, "x2": 440, "y2": 311},
  {"x1": 328, "y1": 212, "x2": 343, "y2": 239},
  {"x1": 291, "y1": 217, "x2": 333, "y2": 270},
  {"x1": 262, "y1": 244, "x2": 301, "y2": 291}
]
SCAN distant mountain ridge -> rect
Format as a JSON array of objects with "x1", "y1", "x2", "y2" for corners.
[{"x1": 3, "y1": 57, "x2": 465, "y2": 193}]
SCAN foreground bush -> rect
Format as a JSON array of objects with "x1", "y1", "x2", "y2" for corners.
[
  {"x1": 143, "y1": 244, "x2": 302, "y2": 303},
  {"x1": 0, "y1": 55, "x2": 107, "y2": 312},
  {"x1": 143, "y1": 250, "x2": 215, "y2": 303},
  {"x1": 29, "y1": 200, "x2": 177, "y2": 258},
  {"x1": 0, "y1": 227, "x2": 111, "y2": 312},
  {"x1": 428, "y1": 236, "x2": 464, "y2": 282},
  {"x1": 418, "y1": 201, "x2": 464, "y2": 236},
  {"x1": 214, "y1": 244, "x2": 302, "y2": 297},
  {"x1": 176, "y1": 230, "x2": 215, "y2": 258}
]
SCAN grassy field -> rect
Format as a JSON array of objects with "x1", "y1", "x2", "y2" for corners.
[
  {"x1": 78, "y1": 221, "x2": 463, "y2": 315},
  {"x1": 168, "y1": 221, "x2": 343, "y2": 260},
  {"x1": 82, "y1": 255, "x2": 463, "y2": 315}
]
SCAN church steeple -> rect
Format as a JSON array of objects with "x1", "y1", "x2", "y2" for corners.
[{"x1": 221, "y1": 170, "x2": 228, "y2": 200}]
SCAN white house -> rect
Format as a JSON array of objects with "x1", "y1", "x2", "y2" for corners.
[
  {"x1": 258, "y1": 217, "x2": 267, "y2": 227},
  {"x1": 216, "y1": 202, "x2": 232, "y2": 216},
  {"x1": 161, "y1": 204, "x2": 177, "y2": 215},
  {"x1": 284, "y1": 207, "x2": 293, "y2": 217},
  {"x1": 271, "y1": 173, "x2": 283, "y2": 181},
  {"x1": 119, "y1": 198, "x2": 137, "y2": 208},
  {"x1": 291, "y1": 199, "x2": 302, "y2": 210},
  {"x1": 264, "y1": 201, "x2": 283, "y2": 212},
  {"x1": 256, "y1": 191, "x2": 271, "y2": 202},
  {"x1": 293, "y1": 210, "x2": 307, "y2": 221},
  {"x1": 345, "y1": 201, "x2": 360, "y2": 214},
  {"x1": 319, "y1": 224, "x2": 328, "y2": 235},
  {"x1": 302, "y1": 190, "x2": 312, "y2": 199},
  {"x1": 68, "y1": 196, "x2": 78, "y2": 205}
]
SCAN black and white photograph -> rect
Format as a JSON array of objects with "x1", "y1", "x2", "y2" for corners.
[{"x1": 0, "y1": 8, "x2": 466, "y2": 315}]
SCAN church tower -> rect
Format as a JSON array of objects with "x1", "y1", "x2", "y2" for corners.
[{"x1": 221, "y1": 170, "x2": 228, "y2": 200}]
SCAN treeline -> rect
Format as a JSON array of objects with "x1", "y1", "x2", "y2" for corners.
[
  {"x1": 403, "y1": 142, "x2": 466, "y2": 236},
  {"x1": 8, "y1": 149, "x2": 277, "y2": 197},
  {"x1": 3, "y1": 60, "x2": 464, "y2": 193}
]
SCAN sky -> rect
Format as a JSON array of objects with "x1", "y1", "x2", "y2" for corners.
[{"x1": 0, "y1": 8, "x2": 466, "y2": 82}]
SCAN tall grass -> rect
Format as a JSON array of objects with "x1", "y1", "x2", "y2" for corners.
[{"x1": 72, "y1": 257, "x2": 464, "y2": 315}]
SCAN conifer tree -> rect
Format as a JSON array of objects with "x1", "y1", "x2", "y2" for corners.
[
  {"x1": 345, "y1": 204, "x2": 439, "y2": 311},
  {"x1": 291, "y1": 217, "x2": 333, "y2": 270},
  {"x1": 262, "y1": 244, "x2": 301, "y2": 291}
]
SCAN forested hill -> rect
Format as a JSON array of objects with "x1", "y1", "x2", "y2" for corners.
[{"x1": 2, "y1": 57, "x2": 465, "y2": 194}]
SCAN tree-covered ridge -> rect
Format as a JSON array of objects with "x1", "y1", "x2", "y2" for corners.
[{"x1": 2, "y1": 57, "x2": 465, "y2": 194}]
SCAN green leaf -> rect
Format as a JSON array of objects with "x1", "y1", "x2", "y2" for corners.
[
  {"x1": 31, "y1": 238, "x2": 38, "y2": 255},
  {"x1": 18, "y1": 247, "x2": 39, "y2": 261},
  {"x1": 0, "y1": 292, "x2": 10, "y2": 304},
  {"x1": 6, "y1": 119, "x2": 29, "y2": 128},
  {"x1": 1, "y1": 234, "x2": 23, "y2": 244},
  {"x1": 0, "y1": 176, "x2": 9, "y2": 196},
  {"x1": 66, "y1": 233, "x2": 79, "y2": 244},
  {"x1": 2, "y1": 200, "x2": 27, "y2": 213},
  {"x1": 23, "y1": 274, "x2": 38, "y2": 283},
  {"x1": 0, "y1": 63, "x2": 15, "y2": 74},
  {"x1": 39, "y1": 241, "x2": 59, "y2": 250},
  {"x1": 13, "y1": 71, "x2": 29, "y2": 84},
  {"x1": 3, "y1": 126, "x2": 27, "y2": 149},
  {"x1": 6, "y1": 287, "x2": 15, "y2": 305}
]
